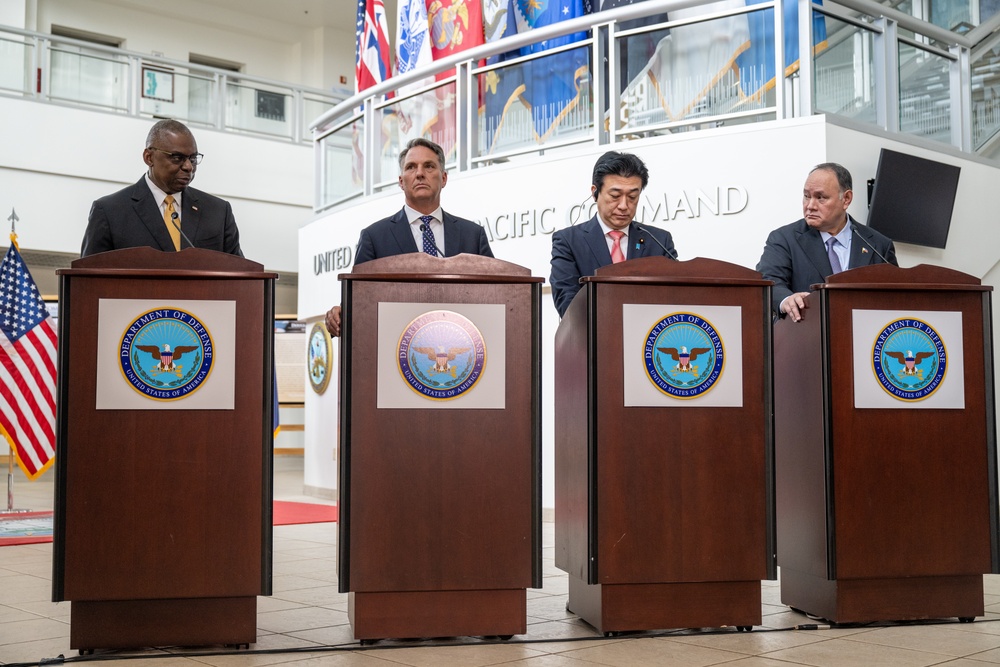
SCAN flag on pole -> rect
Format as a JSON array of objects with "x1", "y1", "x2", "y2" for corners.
[
  {"x1": 356, "y1": 0, "x2": 393, "y2": 93},
  {"x1": 394, "y1": 0, "x2": 438, "y2": 147},
  {"x1": 513, "y1": 0, "x2": 590, "y2": 141},
  {"x1": 480, "y1": 0, "x2": 525, "y2": 153},
  {"x1": 0, "y1": 233, "x2": 57, "y2": 480},
  {"x1": 737, "y1": 0, "x2": 828, "y2": 99},
  {"x1": 428, "y1": 0, "x2": 485, "y2": 67},
  {"x1": 424, "y1": 0, "x2": 485, "y2": 156},
  {"x1": 623, "y1": 0, "x2": 751, "y2": 122}
]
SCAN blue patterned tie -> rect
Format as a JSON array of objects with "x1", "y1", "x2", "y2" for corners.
[
  {"x1": 419, "y1": 215, "x2": 438, "y2": 257},
  {"x1": 826, "y1": 237, "x2": 843, "y2": 274}
]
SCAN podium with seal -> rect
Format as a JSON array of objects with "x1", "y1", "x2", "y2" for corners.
[
  {"x1": 554, "y1": 256, "x2": 776, "y2": 634},
  {"x1": 337, "y1": 252, "x2": 543, "y2": 641},
  {"x1": 774, "y1": 263, "x2": 1000, "y2": 623},
  {"x1": 52, "y1": 247, "x2": 275, "y2": 651}
]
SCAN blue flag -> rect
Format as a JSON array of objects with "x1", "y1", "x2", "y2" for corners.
[
  {"x1": 737, "y1": 0, "x2": 828, "y2": 98},
  {"x1": 513, "y1": 0, "x2": 589, "y2": 141},
  {"x1": 481, "y1": 0, "x2": 525, "y2": 153}
]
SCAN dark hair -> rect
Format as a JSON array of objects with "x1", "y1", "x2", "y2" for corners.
[
  {"x1": 398, "y1": 138, "x2": 447, "y2": 172},
  {"x1": 811, "y1": 162, "x2": 853, "y2": 193},
  {"x1": 592, "y1": 151, "x2": 649, "y2": 199},
  {"x1": 146, "y1": 119, "x2": 193, "y2": 148}
]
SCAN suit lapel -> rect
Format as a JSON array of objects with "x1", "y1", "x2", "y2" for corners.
[
  {"x1": 848, "y1": 220, "x2": 876, "y2": 269},
  {"x1": 626, "y1": 221, "x2": 643, "y2": 260},
  {"x1": 583, "y1": 217, "x2": 613, "y2": 267},
  {"x1": 391, "y1": 209, "x2": 419, "y2": 254},
  {"x1": 795, "y1": 221, "x2": 833, "y2": 278},
  {"x1": 181, "y1": 188, "x2": 201, "y2": 249},
  {"x1": 131, "y1": 179, "x2": 175, "y2": 252},
  {"x1": 442, "y1": 211, "x2": 460, "y2": 257}
]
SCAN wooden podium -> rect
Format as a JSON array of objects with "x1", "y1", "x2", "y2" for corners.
[
  {"x1": 337, "y1": 253, "x2": 543, "y2": 640},
  {"x1": 52, "y1": 248, "x2": 276, "y2": 651},
  {"x1": 775, "y1": 263, "x2": 999, "y2": 623},
  {"x1": 555, "y1": 256, "x2": 776, "y2": 634}
]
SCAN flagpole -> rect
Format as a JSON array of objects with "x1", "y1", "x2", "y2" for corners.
[
  {"x1": 7, "y1": 450, "x2": 13, "y2": 512},
  {"x1": 3, "y1": 210, "x2": 30, "y2": 514}
]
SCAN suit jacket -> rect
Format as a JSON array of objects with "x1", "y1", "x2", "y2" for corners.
[
  {"x1": 81, "y1": 177, "x2": 243, "y2": 257},
  {"x1": 354, "y1": 208, "x2": 494, "y2": 265},
  {"x1": 756, "y1": 216, "x2": 897, "y2": 317},
  {"x1": 550, "y1": 217, "x2": 677, "y2": 317}
]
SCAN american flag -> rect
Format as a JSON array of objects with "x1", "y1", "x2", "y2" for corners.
[
  {"x1": 0, "y1": 238, "x2": 57, "y2": 480},
  {"x1": 356, "y1": 0, "x2": 392, "y2": 93}
]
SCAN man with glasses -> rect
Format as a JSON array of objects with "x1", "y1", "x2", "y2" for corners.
[{"x1": 81, "y1": 119, "x2": 243, "y2": 257}]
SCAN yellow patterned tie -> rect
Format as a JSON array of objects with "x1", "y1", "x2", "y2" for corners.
[{"x1": 163, "y1": 195, "x2": 180, "y2": 251}]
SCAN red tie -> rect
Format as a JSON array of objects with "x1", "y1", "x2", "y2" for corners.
[{"x1": 609, "y1": 230, "x2": 625, "y2": 264}]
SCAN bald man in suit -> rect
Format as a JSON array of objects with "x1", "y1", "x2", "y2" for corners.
[
  {"x1": 81, "y1": 119, "x2": 242, "y2": 257},
  {"x1": 757, "y1": 162, "x2": 896, "y2": 321}
]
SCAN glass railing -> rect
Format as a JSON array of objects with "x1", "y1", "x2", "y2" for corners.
[
  {"x1": 0, "y1": 25, "x2": 343, "y2": 144},
  {"x1": 308, "y1": 0, "x2": 994, "y2": 212},
  {"x1": 814, "y1": 15, "x2": 878, "y2": 124},
  {"x1": 898, "y1": 40, "x2": 953, "y2": 142}
]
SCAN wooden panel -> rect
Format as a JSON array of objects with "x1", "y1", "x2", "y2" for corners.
[
  {"x1": 70, "y1": 597, "x2": 256, "y2": 650},
  {"x1": 344, "y1": 280, "x2": 536, "y2": 592},
  {"x1": 568, "y1": 576, "x2": 761, "y2": 633},
  {"x1": 773, "y1": 293, "x2": 832, "y2": 579},
  {"x1": 59, "y1": 276, "x2": 266, "y2": 601},
  {"x1": 593, "y1": 283, "x2": 770, "y2": 584},
  {"x1": 349, "y1": 590, "x2": 526, "y2": 639},
  {"x1": 780, "y1": 568, "x2": 983, "y2": 623},
  {"x1": 554, "y1": 282, "x2": 594, "y2": 581},
  {"x1": 827, "y1": 289, "x2": 993, "y2": 578}
]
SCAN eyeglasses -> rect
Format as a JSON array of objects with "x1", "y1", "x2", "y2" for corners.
[{"x1": 148, "y1": 147, "x2": 204, "y2": 165}]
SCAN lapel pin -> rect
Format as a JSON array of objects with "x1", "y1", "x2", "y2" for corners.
[
  {"x1": 192, "y1": 206, "x2": 199, "y2": 211},
  {"x1": 862, "y1": 247, "x2": 869, "y2": 254}
]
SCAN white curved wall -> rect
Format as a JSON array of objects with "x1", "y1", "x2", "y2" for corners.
[{"x1": 299, "y1": 115, "x2": 1000, "y2": 506}]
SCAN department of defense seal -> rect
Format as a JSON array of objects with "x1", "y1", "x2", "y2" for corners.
[
  {"x1": 643, "y1": 312, "x2": 725, "y2": 399},
  {"x1": 307, "y1": 322, "x2": 333, "y2": 395},
  {"x1": 397, "y1": 310, "x2": 486, "y2": 400},
  {"x1": 872, "y1": 317, "x2": 947, "y2": 401},
  {"x1": 119, "y1": 308, "x2": 214, "y2": 401}
]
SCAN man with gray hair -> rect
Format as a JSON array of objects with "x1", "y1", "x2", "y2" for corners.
[
  {"x1": 81, "y1": 119, "x2": 242, "y2": 257},
  {"x1": 756, "y1": 162, "x2": 896, "y2": 322},
  {"x1": 325, "y1": 138, "x2": 493, "y2": 336}
]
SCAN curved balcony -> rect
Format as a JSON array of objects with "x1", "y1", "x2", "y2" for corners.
[{"x1": 312, "y1": 0, "x2": 1000, "y2": 213}]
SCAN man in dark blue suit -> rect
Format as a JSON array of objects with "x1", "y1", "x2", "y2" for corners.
[
  {"x1": 756, "y1": 162, "x2": 897, "y2": 322},
  {"x1": 549, "y1": 151, "x2": 676, "y2": 317},
  {"x1": 325, "y1": 138, "x2": 493, "y2": 335},
  {"x1": 81, "y1": 119, "x2": 242, "y2": 257}
]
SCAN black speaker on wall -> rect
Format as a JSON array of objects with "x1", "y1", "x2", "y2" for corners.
[{"x1": 866, "y1": 148, "x2": 961, "y2": 249}]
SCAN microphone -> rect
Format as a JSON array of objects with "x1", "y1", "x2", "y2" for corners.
[
  {"x1": 634, "y1": 223, "x2": 678, "y2": 260},
  {"x1": 851, "y1": 223, "x2": 891, "y2": 266},
  {"x1": 170, "y1": 212, "x2": 196, "y2": 250},
  {"x1": 419, "y1": 222, "x2": 445, "y2": 257}
]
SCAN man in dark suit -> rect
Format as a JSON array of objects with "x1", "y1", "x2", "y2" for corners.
[
  {"x1": 549, "y1": 151, "x2": 676, "y2": 317},
  {"x1": 325, "y1": 138, "x2": 493, "y2": 336},
  {"x1": 81, "y1": 119, "x2": 242, "y2": 257},
  {"x1": 757, "y1": 162, "x2": 897, "y2": 322}
]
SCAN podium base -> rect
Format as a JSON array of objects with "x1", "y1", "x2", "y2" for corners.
[
  {"x1": 70, "y1": 596, "x2": 256, "y2": 650},
  {"x1": 780, "y1": 568, "x2": 984, "y2": 623},
  {"x1": 348, "y1": 589, "x2": 526, "y2": 640},
  {"x1": 566, "y1": 575, "x2": 762, "y2": 633}
]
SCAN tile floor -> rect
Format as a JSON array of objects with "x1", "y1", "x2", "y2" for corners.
[{"x1": 3, "y1": 456, "x2": 1000, "y2": 666}]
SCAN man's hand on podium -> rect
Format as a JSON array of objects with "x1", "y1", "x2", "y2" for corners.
[
  {"x1": 325, "y1": 306, "x2": 342, "y2": 337},
  {"x1": 780, "y1": 292, "x2": 811, "y2": 323}
]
